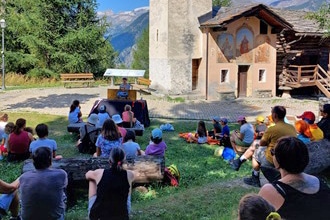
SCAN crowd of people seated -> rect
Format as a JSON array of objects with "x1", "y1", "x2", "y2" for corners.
[{"x1": 1, "y1": 101, "x2": 330, "y2": 219}]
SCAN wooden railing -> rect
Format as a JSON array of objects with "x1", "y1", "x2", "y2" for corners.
[{"x1": 283, "y1": 65, "x2": 317, "y2": 88}]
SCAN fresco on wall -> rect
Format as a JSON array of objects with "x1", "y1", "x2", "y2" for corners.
[
  {"x1": 217, "y1": 33, "x2": 234, "y2": 62},
  {"x1": 255, "y1": 35, "x2": 271, "y2": 63},
  {"x1": 236, "y1": 27, "x2": 253, "y2": 62}
]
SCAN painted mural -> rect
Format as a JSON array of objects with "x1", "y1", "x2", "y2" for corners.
[
  {"x1": 236, "y1": 27, "x2": 253, "y2": 62},
  {"x1": 255, "y1": 35, "x2": 271, "y2": 63},
  {"x1": 217, "y1": 33, "x2": 234, "y2": 62}
]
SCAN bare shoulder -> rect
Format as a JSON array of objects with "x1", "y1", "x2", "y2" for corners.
[
  {"x1": 126, "y1": 170, "x2": 135, "y2": 183},
  {"x1": 259, "y1": 183, "x2": 284, "y2": 210}
]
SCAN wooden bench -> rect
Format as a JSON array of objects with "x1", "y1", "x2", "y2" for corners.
[
  {"x1": 132, "y1": 77, "x2": 152, "y2": 94},
  {"x1": 60, "y1": 73, "x2": 95, "y2": 87}
]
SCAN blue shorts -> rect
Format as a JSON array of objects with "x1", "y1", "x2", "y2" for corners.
[{"x1": 0, "y1": 192, "x2": 15, "y2": 215}]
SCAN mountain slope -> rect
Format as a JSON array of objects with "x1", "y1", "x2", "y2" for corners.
[{"x1": 102, "y1": 1, "x2": 325, "y2": 67}]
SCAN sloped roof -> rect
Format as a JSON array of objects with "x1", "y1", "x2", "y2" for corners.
[
  {"x1": 269, "y1": 8, "x2": 325, "y2": 34},
  {"x1": 201, "y1": 3, "x2": 292, "y2": 30},
  {"x1": 200, "y1": 3, "x2": 326, "y2": 35}
]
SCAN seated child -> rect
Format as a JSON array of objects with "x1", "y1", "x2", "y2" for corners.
[
  {"x1": 295, "y1": 120, "x2": 312, "y2": 144},
  {"x1": 219, "y1": 118, "x2": 231, "y2": 147},
  {"x1": 29, "y1": 123, "x2": 62, "y2": 159},
  {"x1": 121, "y1": 130, "x2": 143, "y2": 160},
  {"x1": 68, "y1": 100, "x2": 83, "y2": 124},
  {"x1": 97, "y1": 105, "x2": 110, "y2": 128},
  {"x1": 255, "y1": 116, "x2": 267, "y2": 140},
  {"x1": 297, "y1": 111, "x2": 323, "y2": 141},
  {"x1": 208, "y1": 116, "x2": 222, "y2": 139},
  {"x1": 145, "y1": 128, "x2": 167, "y2": 156},
  {"x1": 122, "y1": 104, "x2": 136, "y2": 128},
  {"x1": 238, "y1": 193, "x2": 281, "y2": 220},
  {"x1": 0, "y1": 122, "x2": 14, "y2": 160},
  {"x1": 188, "y1": 120, "x2": 208, "y2": 144}
]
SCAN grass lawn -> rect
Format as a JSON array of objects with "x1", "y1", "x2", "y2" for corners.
[{"x1": 0, "y1": 112, "x2": 258, "y2": 220}]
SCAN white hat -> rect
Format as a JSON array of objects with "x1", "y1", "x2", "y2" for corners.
[
  {"x1": 112, "y1": 114, "x2": 123, "y2": 124},
  {"x1": 88, "y1": 113, "x2": 98, "y2": 125}
]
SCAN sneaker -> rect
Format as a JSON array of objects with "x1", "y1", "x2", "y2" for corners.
[
  {"x1": 231, "y1": 158, "x2": 245, "y2": 171},
  {"x1": 243, "y1": 174, "x2": 261, "y2": 187}
]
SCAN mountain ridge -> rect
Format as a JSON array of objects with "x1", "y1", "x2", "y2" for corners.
[{"x1": 100, "y1": 1, "x2": 325, "y2": 67}]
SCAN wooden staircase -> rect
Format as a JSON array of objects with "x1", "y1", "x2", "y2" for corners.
[
  {"x1": 315, "y1": 65, "x2": 330, "y2": 97},
  {"x1": 282, "y1": 65, "x2": 330, "y2": 97}
]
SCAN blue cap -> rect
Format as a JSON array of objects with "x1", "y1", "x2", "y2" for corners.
[
  {"x1": 220, "y1": 118, "x2": 228, "y2": 124},
  {"x1": 212, "y1": 116, "x2": 220, "y2": 122},
  {"x1": 152, "y1": 128, "x2": 162, "y2": 139}
]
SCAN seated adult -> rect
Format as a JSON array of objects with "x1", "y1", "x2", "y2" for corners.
[
  {"x1": 29, "y1": 123, "x2": 62, "y2": 159},
  {"x1": 77, "y1": 113, "x2": 100, "y2": 154},
  {"x1": 230, "y1": 116, "x2": 254, "y2": 154},
  {"x1": 0, "y1": 178, "x2": 20, "y2": 220},
  {"x1": 7, "y1": 118, "x2": 34, "y2": 162},
  {"x1": 259, "y1": 136, "x2": 330, "y2": 220},
  {"x1": 86, "y1": 147, "x2": 135, "y2": 220},
  {"x1": 317, "y1": 104, "x2": 330, "y2": 140},
  {"x1": 239, "y1": 106, "x2": 296, "y2": 187},
  {"x1": 117, "y1": 77, "x2": 131, "y2": 99},
  {"x1": 297, "y1": 111, "x2": 323, "y2": 141},
  {"x1": 94, "y1": 119, "x2": 122, "y2": 158},
  {"x1": 19, "y1": 147, "x2": 68, "y2": 220}
]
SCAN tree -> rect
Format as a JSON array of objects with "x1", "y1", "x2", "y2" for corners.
[
  {"x1": 307, "y1": 3, "x2": 330, "y2": 37},
  {"x1": 213, "y1": 0, "x2": 231, "y2": 7},
  {"x1": 4, "y1": 0, "x2": 117, "y2": 77},
  {"x1": 131, "y1": 27, "x2": 149, "y2": 78}
]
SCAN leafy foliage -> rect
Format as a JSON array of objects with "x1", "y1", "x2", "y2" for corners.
[
  {"x1": 307, "y1": 3, "x2": 330, "y2": 37},
  {"x1": 3, "y1": 0, "x2": 117, "y2": 77},
  {"x1": 213, "y1": 0, "x2": 231, "y2": 7},
  {"x1": 132, "y1": 27, "x2": 149, "y2": 78}
]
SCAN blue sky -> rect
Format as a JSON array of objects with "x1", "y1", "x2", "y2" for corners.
[{"x1": 96, "y1": 0, "x2": 149, "y2": 13}]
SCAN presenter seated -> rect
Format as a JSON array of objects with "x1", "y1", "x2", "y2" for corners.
[{"x1": 117, "y1": 77, "x2": 131, "y2": 99}]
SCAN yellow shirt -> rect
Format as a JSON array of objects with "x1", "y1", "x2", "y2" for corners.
[
  {"x1": 261, "y1": 121, "x2": 297, "y2": 163},
  {"x1": 309, "y1": 124, "x2": 324, "y2": 141}
]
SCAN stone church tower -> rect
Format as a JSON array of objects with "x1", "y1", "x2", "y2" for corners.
[{"x1": 149, "y1": 0, "x2": 212, "y2": 94}]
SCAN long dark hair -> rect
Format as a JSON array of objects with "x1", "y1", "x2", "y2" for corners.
[
  {"x1": 70, "y1": 100, "x2": 80, "y2": 113},
  {"x1": 101, "y1": 119, "x2": 121, "y2": 141},
  {"x1": 13, "y1": 118, "x2": 26, "y2": 135},
  {"x1": 197, "y1": 120, "x2": 207, "y2": 137},
  {"x1": 109, "y1": 147, "x2": 125, "y2": 172}
]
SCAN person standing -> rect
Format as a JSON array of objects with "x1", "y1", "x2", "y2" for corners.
[
  {"x1": 86, "y1": 147, "x2": 135, "y2": 220},
  {"x1": 19, "y1": 147, "x2": 68, "y2": 220}
]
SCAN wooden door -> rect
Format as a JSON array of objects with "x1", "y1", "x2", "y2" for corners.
[
  {"x1": 238, "y1": 65, "x2": 249, "y2": 97},
  {"x1": 192, "y1": 59, "x2": 200, "y2": 90}
]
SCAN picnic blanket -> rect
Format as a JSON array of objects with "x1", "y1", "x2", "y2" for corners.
[{"x1": 179, "y1": 132, "x2": 220, "y2": 145}]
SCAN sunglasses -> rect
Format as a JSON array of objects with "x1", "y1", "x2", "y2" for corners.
[{"x1": 270, "y1": 148, "x2": 275, "y2": 156}]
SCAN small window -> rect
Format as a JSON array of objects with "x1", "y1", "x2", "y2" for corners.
[
  {"x1": 259, "y1": 69, "x2": 266, "y2": 82},
  {"x1": 260, "y1": 20, "x2": 268, "y2": 34},
  {"x1": 220, "y1": 69, "x2": 229, "y2": 83}
]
